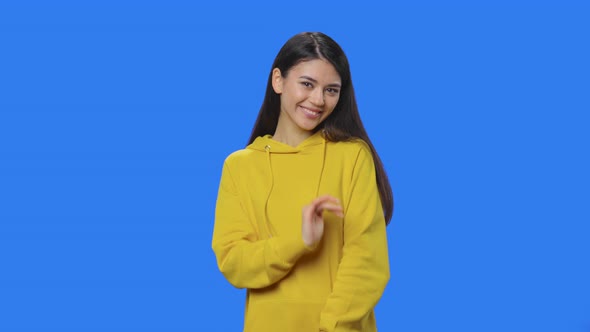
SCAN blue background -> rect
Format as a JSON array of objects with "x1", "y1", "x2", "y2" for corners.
[{"x1": 1, "y1": 1, "x2": 589, "y2": 331}]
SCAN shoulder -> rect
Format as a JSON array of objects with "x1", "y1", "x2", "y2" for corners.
[
  {"x1": 223, "y1": 148, "x2": 252, "y2": 164},
  {"x1": 220, "y1": 148, "x2": 262, "y2": 174},
  {"x1": 327, "y1": 138, "x2": 373, "y2": 161},
  {"x1": 224, "y1": 142, "x2": 268, "y2": 163},
  {"x1": 327, "y1": 139, "x2": 377, "y2": 182},
  {"x1": 216, "y1": 149, "x2": 249, "y2": 181}
]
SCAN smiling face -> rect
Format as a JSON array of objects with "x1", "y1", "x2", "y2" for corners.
[{"x1": 272, "y1": 58, "x2": 342, "y2": 141}]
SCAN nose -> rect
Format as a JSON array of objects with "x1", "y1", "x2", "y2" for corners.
[{"x1": 309, "y1": 88, "x2": 325, "y2": 107}]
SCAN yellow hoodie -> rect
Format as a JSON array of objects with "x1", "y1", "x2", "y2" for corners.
[{"x1": 212, "y1": 131, "x2": 390, "y2": 332}]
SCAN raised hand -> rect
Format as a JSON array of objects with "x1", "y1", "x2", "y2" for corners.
[{"x1": 301, "y1": 195, "x2": 344, "y2": 247}]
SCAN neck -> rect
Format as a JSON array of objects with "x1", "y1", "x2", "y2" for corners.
[
  {"x1": 272, "y1": 130, "x2": 311, "y2": 147},
  {"x1": 273, "y1": 115, "x2": 313, "y2": 147}
]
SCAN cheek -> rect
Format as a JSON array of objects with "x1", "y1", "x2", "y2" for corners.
[
  {"x1": 282, "y1": 86, "x2": 305, "y2": 106},
  {"x1": 291, "y1": 88, "x2": 308, "y2": 102},
  {"x1": 327, "y1": 96, "x2": 340, "y2": 110}
]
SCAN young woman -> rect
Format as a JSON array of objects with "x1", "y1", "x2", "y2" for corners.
[{"x1": 212, "y1": 32, "x2": 394, "y2": 332}]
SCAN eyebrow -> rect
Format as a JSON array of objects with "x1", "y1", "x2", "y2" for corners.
[{"x1": 299, "y1": 76, "x2": 341, "y2": 88}]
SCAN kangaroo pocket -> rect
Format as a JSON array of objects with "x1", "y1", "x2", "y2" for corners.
[{"x1": 244, "y1": 298, "x2": 324, "y2": 332}]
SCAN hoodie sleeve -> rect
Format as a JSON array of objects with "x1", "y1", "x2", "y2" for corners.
[
  {"x1": 319, "y1": 144, "x2": 390, "y2": 332},
  {"x1": 212, "y1": 160, "x2": 315, "y2": 289}
]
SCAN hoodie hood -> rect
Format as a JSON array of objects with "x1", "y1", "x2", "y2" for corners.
[
  {"x1": 246, "y1": 130, "x2": 326, "y2": 154},
  {"x1": 246, "y1": 130, "x2": 327, "y2": 239}
]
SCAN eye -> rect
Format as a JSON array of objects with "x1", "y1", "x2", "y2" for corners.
[
  {"x1": 301, "y1": 81, "x2": 313, "y2": 88},
  {"x1": 326, "y1": 88, "x2": 340, "y2": 95}
]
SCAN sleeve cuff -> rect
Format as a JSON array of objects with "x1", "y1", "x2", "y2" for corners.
[{"x1": 319, "y1": 315, "x2": 337, "y2": 332}]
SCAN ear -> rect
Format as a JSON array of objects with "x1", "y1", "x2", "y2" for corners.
[{"x1": 271, "y1": 68, "x2": 283, "y2": 94}]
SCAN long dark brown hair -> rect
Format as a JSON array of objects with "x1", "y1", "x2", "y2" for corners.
[{"x1": 247, "y1": 32, "x2": 394, "y2": 224}]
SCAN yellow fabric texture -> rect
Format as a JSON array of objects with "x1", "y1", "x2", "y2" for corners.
[{"x1": 212, "y1": 131, "x2": 390, "y2": 332}]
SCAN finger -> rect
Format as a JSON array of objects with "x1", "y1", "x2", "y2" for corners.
[
  {"x1": 315, "y1": 202, "x2": 344, "y2": 217},
  {"x1": 315, "y1": 202, "x2": 343, "y2": 212},
  {"x1": 312, "y1": 195, "x2": 340, "y2": 206},
  {"x1": 302, "y1": 204, "x2": 316, "y2": 220}
]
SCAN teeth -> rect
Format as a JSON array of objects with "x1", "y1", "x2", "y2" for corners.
[{"x1": 302, "y1": 107, "x2": 320, "y2": 116}]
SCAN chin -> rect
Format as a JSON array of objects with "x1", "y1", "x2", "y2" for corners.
[{"x1": 297, "y1": 121, "x2": 321, "y2": 132}]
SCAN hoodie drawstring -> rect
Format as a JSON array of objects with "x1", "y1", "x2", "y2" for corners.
[
  {"x1": 260, "y1": 133, "x2": 326, "y2": 239},
  {"x1": 264, "y1": 144, "x2": 275, "y2": 238},
  {"x1": 315, "y1": 136, "x2": 327, "y2": 197}
]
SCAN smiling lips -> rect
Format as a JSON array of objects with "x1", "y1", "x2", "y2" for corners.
[{"x1": 300, "y1": 106, "x2": 322, "y2": 119}]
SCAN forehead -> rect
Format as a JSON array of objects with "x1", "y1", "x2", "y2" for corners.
[{"x1": 288, "y1": 59, "x2": 341, "y2": 83}]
